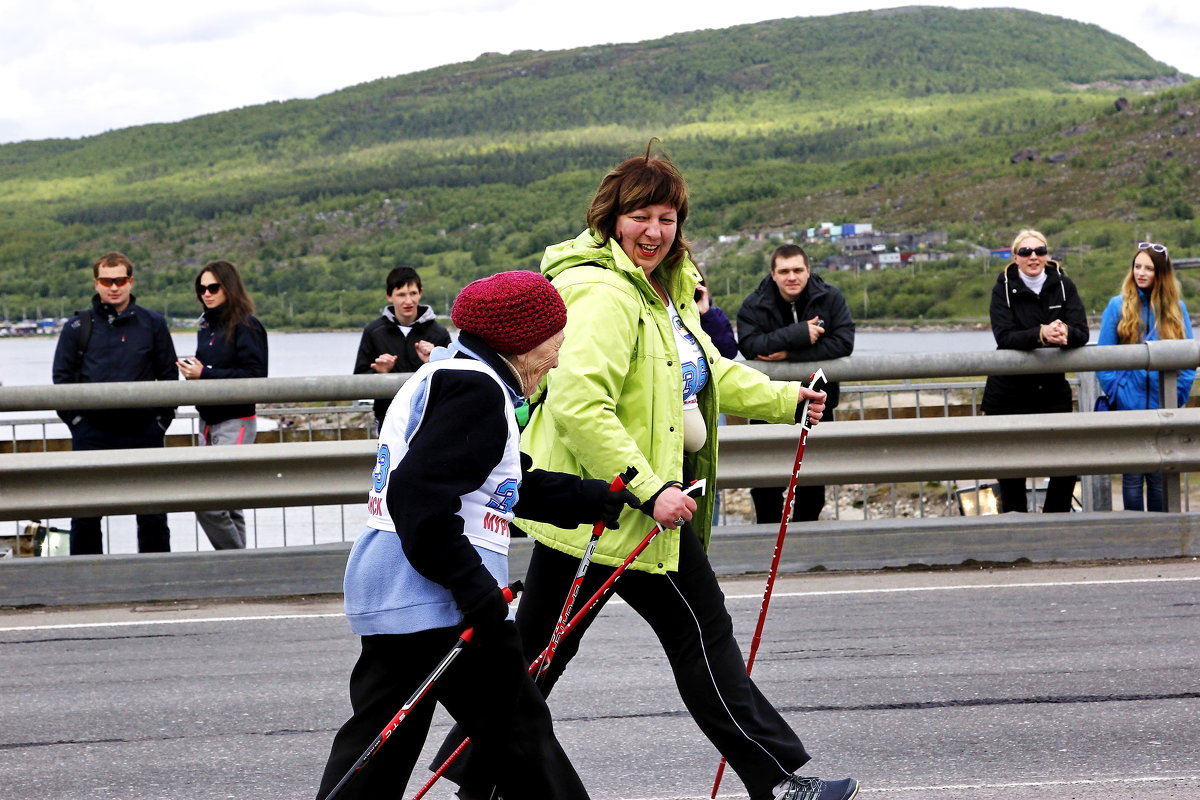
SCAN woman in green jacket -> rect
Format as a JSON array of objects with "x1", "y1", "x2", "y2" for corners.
[{"x1": 447, "y1": 148, "x2": 858, "y2": 800}]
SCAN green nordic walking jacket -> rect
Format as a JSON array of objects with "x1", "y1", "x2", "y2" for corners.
[{"x1": 517, "y1": 230, "x2": 804, "y2": 574}]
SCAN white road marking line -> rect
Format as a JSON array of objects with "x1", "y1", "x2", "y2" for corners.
[
  {"x1": 724, "y1": 574, "x2": 1200, "y2": 601},
  {"x1": 0, "y1": 612, "x2": 344, "y2": 632},
  {"x1": 622, "y1": 773, "x2": 1200, "y2": 798},
  {"x1": 0, "y1": 575, "x2": 1195, "y2": 633}
]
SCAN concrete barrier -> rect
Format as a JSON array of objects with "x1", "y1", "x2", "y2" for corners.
[{"x1": 2, "y1": 512, "x2": 1195, "y2": 607}]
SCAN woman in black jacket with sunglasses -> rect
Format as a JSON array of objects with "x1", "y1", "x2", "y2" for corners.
[
  {"x1": 981, "y1": 229, "x2": 1089, "y2": 513},
  {"x1": 176, "y1": 260, "x2": 268, "y2": 548}
]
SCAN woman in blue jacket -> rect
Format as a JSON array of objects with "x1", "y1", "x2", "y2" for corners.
[
  {"x1": 1097, "y1": 242, "x2": 1195, "y2": 511},
  {"x1": 177, "y1": 260, "x2": 268, "y2": 548}
]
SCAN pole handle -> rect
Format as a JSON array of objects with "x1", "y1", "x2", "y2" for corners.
[{"x1": 588, "y1": 466, "x2": 639, "y2": 538}]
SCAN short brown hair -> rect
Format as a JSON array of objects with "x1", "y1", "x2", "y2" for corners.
[
  {"x1": 93, "y1": 252, "x2": 134, "y2": 278},
  {"x1": 586, "y1": 143, "x2": 691, "y2": 272},
  {"x1": 770, "y1": 244, "x2": 809, "y2": 272}
]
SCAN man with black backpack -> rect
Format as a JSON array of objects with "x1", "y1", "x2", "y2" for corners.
[{"x1": 52, "y1": 252, "x2": 179, "y2": 554}]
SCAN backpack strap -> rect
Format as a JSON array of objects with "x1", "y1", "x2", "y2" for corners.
[{"x1": 73, "y1": 309, "x2": 93, "y2": 382}]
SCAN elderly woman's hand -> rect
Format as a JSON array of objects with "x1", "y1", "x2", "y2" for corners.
[{"x1": 796, "y1": 387, "x2": 827, "y2": 426}]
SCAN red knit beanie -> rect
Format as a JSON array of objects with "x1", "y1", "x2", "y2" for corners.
[{"x1": 451, "y1": 271, "x2": 567, "y2": 355}]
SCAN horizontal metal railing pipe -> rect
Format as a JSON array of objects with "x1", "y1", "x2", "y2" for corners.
[
  {"x1": 0, "y1": 439, "x2": 374, "y2": 520},
  {"x1": 757, "y1": 338, "x2": 1200, "y2": 383},
  {"x1": 0, "y1": 373, "x2": 412, "y2": 413},
  {"x1": 2, "y1": 408, "x2": 1198, "y2": 520},
  {"x1": 719, "y1": 407, "x2": 1200, "y2": 487},
  {"x1": 2, "y1": 340, "x2": 1197, "y2": 412}
]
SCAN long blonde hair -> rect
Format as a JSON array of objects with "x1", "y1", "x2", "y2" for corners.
[{"x1": 1116, "y1": 245, "x2": 1186, "y2": 343}]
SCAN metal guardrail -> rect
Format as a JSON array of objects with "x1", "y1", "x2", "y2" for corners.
[
  {"x1": 2, "y1": 408, "x2": 1198, "y2": 521},
  {"x1": 0, "y1": 340, "x2": 1196, "y2": 521},
  {"x1": 2, "y1": 340, "x2": 1196, "y2": 411},
  {"x1": 763, "y1": 338, "x2": 1198, "y2": 383},
  {"x1": 2, "y1": 342, "x2": 1198, "y2": 605}
]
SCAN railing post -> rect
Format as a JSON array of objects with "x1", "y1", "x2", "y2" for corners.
[
  {"x1": 1162, "y1": 368, "x2": 1182, "y2": 512},
  {"x1": 1078, "y1": 373, "x2": 1111, "y2": 512}
]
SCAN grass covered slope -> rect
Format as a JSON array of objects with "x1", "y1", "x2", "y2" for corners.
[{"x1": 0, "y1": 6, "x2": 1190, "y2": 328}]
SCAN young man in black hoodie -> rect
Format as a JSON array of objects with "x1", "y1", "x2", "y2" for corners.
[
  {"x1": 737, "y1": 244, "x2": 855, "y2": 523},
  {"x1": 353, "y1": 266, "x2": 452, "y2": 431}
]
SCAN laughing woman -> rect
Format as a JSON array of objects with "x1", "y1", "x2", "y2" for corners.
[
  {"x1": 176, "y1": 260, "x2": 268, "y2": 549},
  {"x1": 442, "y1": 146, "x2": 857, "y2": 800},
  {"x1": 1097, "y1": 242, "x2": 1195, "y2": 510}
]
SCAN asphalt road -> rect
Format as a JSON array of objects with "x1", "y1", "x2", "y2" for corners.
[{"x1": 1, "y1": 559, "x2": 1197, "y2": 800}]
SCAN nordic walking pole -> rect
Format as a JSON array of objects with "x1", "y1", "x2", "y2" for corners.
[
  {"x1": 711, "y1": 369, "x2": 827, "y2": 798},
  {"x1": 412, "y1": 481, "x2": 707, "y2": 800},
  {"x1": 535, "y1": 465, "x2": 637, "y2": 684},
  {"x1": 321, "y1": 583, "x2": 521, "y2": 800}
]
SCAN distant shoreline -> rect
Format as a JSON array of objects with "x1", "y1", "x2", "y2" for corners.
[{"x1": 856, "y1": 321, "x2": 990, "y2": 333}]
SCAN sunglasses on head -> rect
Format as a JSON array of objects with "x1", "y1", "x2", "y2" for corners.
[
  {"x1": 96, "y1": 276, "x2": 130, "y2": 287},
  {"x1": 1138, "y1": 241, "x2": 1168, "y2": 256},
  {"x1": 1015, "y1": 246, "x2": 1048, "y2": 258},
  {"x1": 198, "y1": 282, "x2": 222, "y2": 295}
]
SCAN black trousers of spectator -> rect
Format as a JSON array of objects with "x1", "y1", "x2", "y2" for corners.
[
  {"x1": 749, "y1": 409, "x2": 833, "y2": 524},
  {"x1": 997, "y1": 476, "x2": 1077, "y2": 513},
  {"x1": 438, "y1": 524, "x2": 810, "y2": 800},
  {"x1": 317, "y1": 623, "x2": 588, "y2": 800},
  {"x1": 69, "y1": 419, "x2": 170, "y2": 554}
]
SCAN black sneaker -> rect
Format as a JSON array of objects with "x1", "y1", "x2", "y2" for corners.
[
  {"x1": 455, "y1": 789, "x2": 502, "y2": 800},
  {"x1": 773, "y1": 775, "x2": 859, "y2": 800}
]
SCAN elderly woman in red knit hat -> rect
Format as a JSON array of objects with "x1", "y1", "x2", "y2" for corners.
[{"x1": 316, "y1": 271, "x2": 638, "y2": 800}]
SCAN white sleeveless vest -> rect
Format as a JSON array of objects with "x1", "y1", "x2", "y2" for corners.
[{"x1": 366, "y1": 357, "x2": 521, "y2": 556}]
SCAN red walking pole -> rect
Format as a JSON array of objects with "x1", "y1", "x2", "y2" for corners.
[
  {"x1": 320, "y1": 583, "x2": 520, "y2": 800},
  {"x1": 412, "y1": 480, "x2": 707, "y2": 800},
  {"x1": 536, "y1": 466, "x2": 637, "y2": 684},
  {"x1": 711, "y1": 369, "x2": 827, "y2": 798}
]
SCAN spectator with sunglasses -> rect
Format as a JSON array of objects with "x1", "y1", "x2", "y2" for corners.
[
  {"x1": 982, "y1": 230, "x2": 1089, "y2": 513},
  {"x1": 52, "y1": 251, "x2": 179, "y2": 554},
  {"x1": 1096, "y1": 242, "x2": 1194, "y2": 511},
  {"x1": 176, "y1": 260, "x2": 268, "y2": 549}
]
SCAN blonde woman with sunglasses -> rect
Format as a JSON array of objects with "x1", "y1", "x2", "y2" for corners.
[
  {"x1": 1096, "y1": 242, "x2": 1195, "y2": 510},
  {"x1": 981, "y1": 230, "x2": 1089, "y2": 513}
]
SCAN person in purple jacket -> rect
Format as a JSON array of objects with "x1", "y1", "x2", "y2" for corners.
[{"x1": 696, "y1": 278, "x2": 739, "y2": 358}]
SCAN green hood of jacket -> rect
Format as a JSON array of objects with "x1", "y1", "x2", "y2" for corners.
[{"x1": 519, "y1": 230, "x2": 803, "y2": 574}]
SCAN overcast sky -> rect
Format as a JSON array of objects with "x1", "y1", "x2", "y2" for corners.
[{"x1": 2, "y1": 0, "x2": 1198, "y2": 145}]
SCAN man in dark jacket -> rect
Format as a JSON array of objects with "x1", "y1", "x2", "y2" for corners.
[
  {"x1": 737, "y1": 244, "x2": 855, "y2": 523},
  {"x1": 353, "y1": 266, "x2": 452, "y2": 430},
  {"x1": 51, "y1": 252, "x2": 179, "y2": 554}
]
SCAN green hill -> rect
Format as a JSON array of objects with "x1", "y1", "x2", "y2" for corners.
[{"x1": 0, "y1": 5, "x2": 1194, "y2": 328}]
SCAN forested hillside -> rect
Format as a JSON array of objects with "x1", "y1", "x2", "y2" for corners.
[{"x1": 0, "y1": 6, "x2": 1194, "y2": 328}]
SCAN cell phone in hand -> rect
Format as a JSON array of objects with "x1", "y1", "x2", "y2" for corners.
[{"x1": 181, "y1": 358, "x2": 194, "y2": 366}]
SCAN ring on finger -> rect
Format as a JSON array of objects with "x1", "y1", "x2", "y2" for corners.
[{"x1": 673, "y1": 516, "x2": 686, "y2": 526}]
